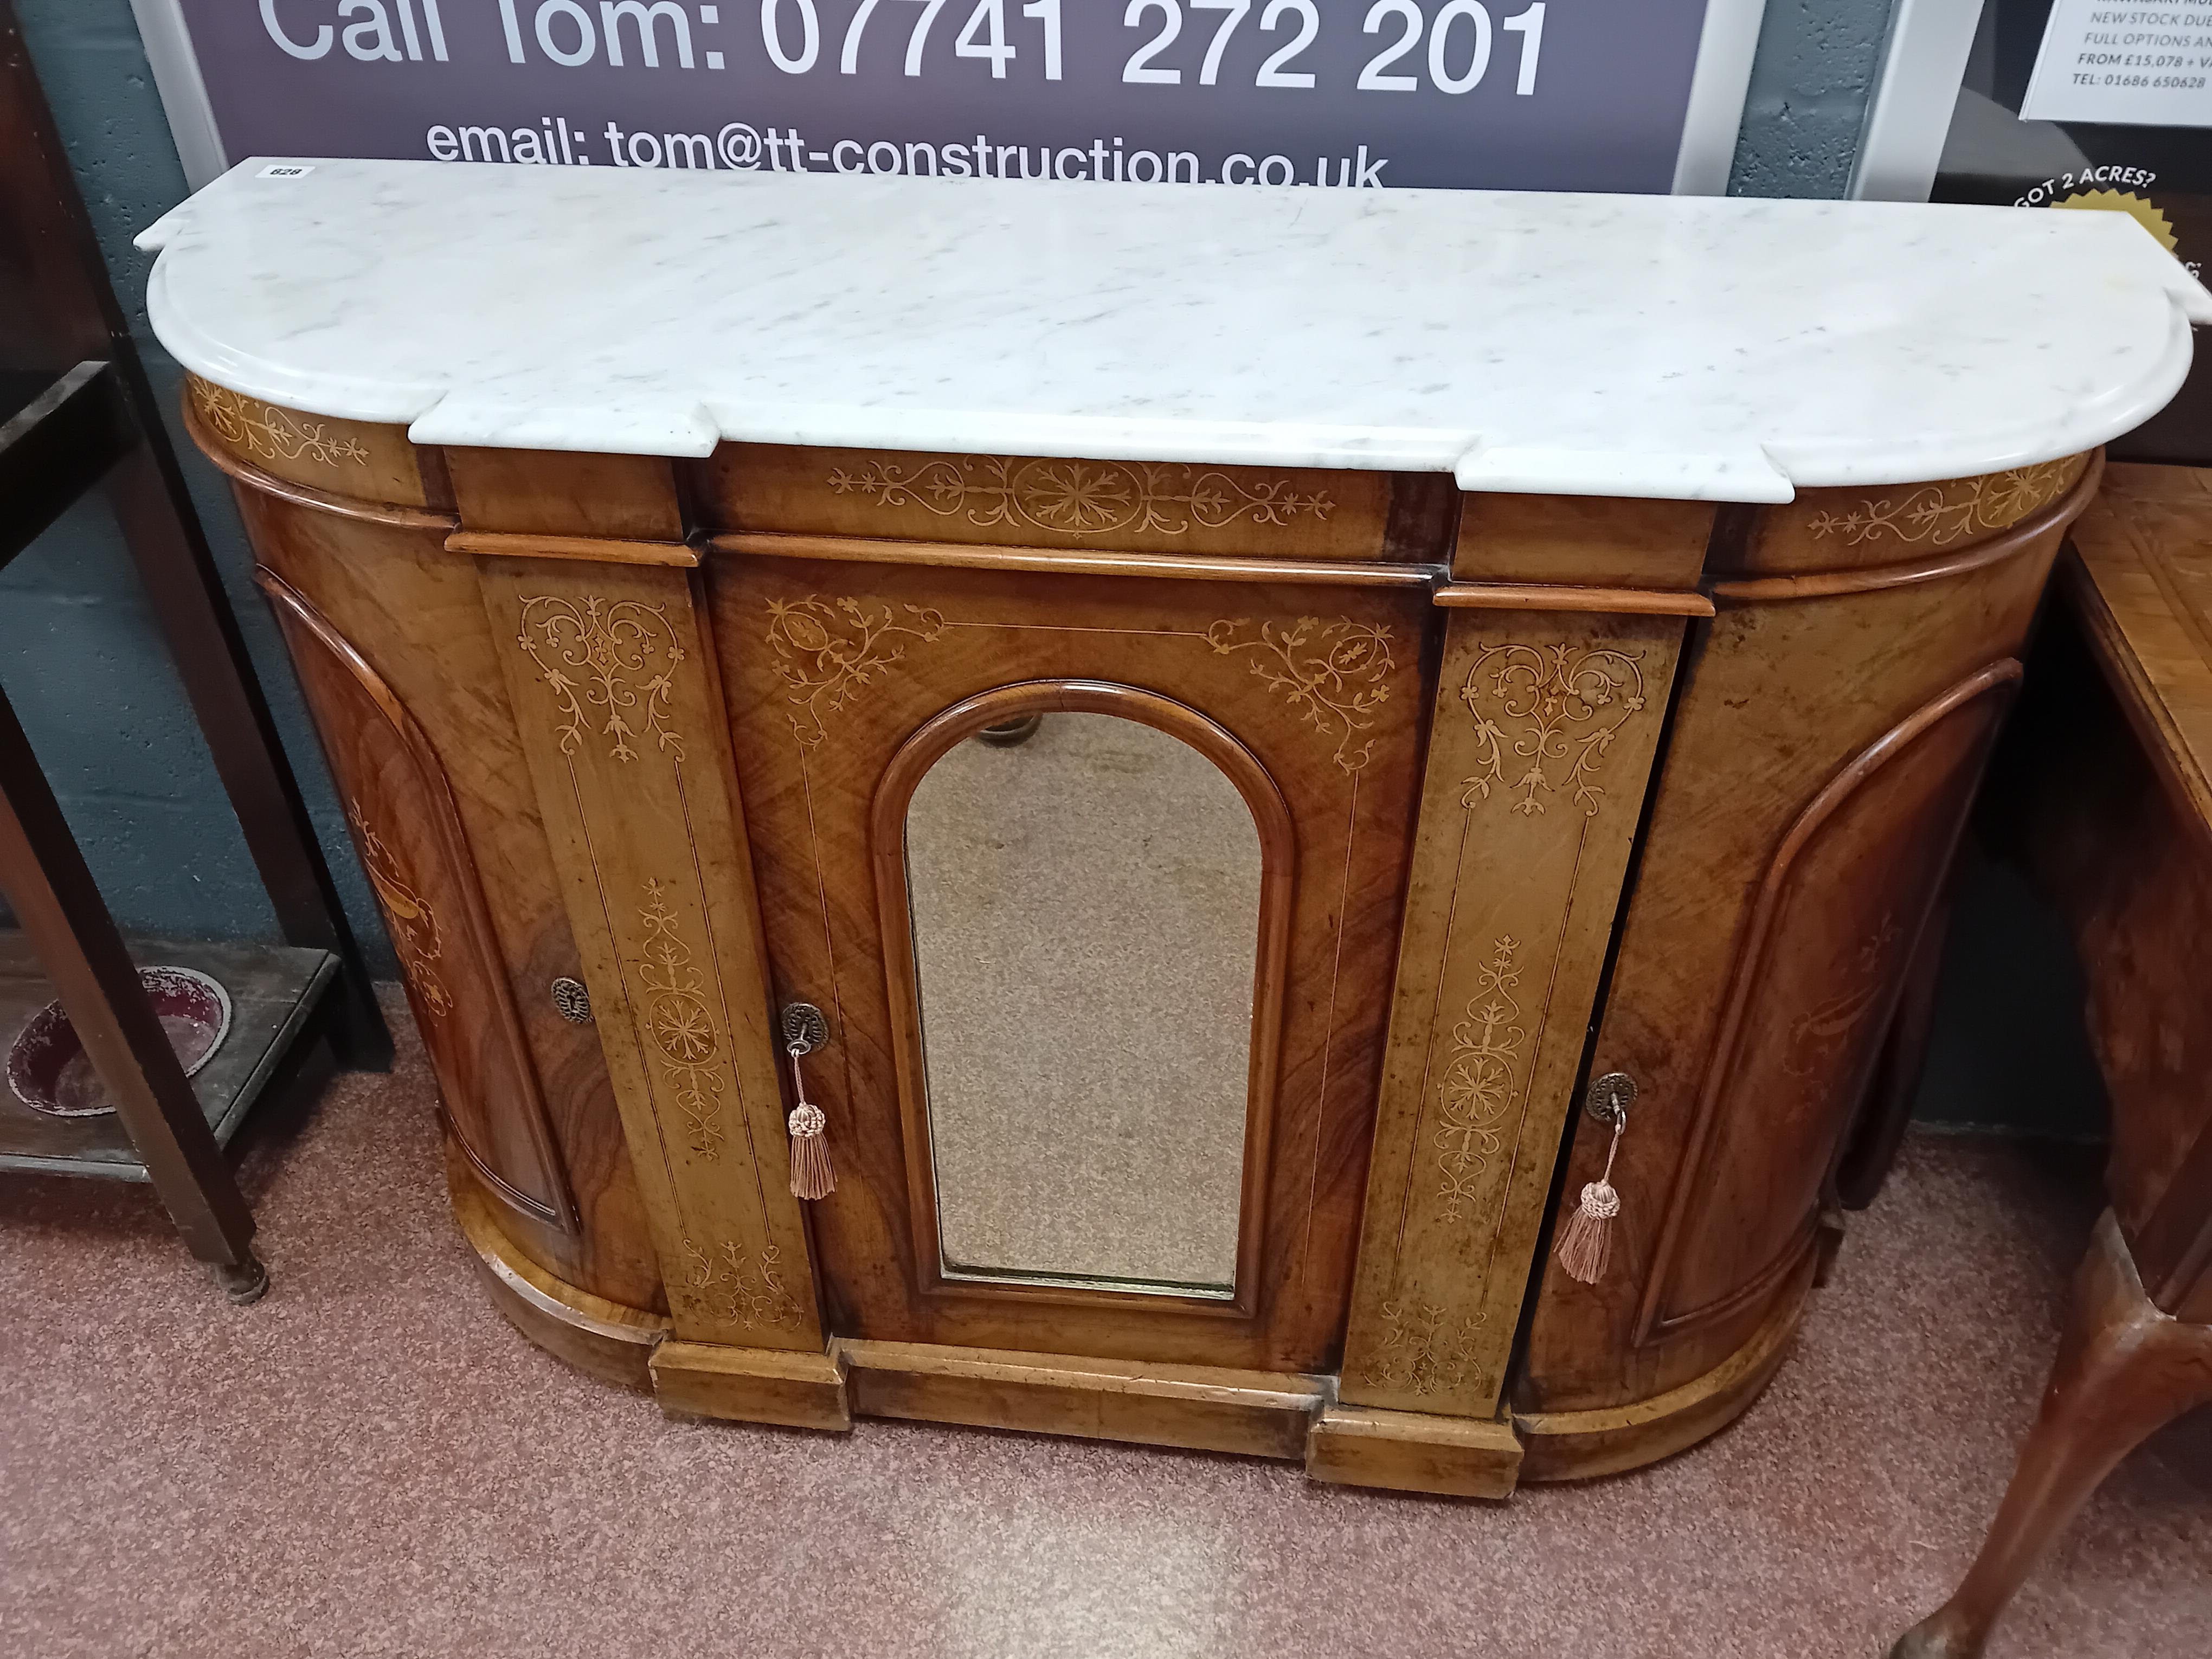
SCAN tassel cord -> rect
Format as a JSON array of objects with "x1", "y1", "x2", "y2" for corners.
[
  {"x1": 785, "y1": 1038, "x2": 837, "y2": 1199},
  {"x1": 1595, "y1": 1114, "x2": 1623, "y2": 1188},
  {"x1": 1555, "y1": 1105, "x2": 1628, "y2": 1286}
]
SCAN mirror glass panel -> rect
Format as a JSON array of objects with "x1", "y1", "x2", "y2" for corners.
[{"x1": 904, "y1": 711, "x2": 1263, "y2": 1296}]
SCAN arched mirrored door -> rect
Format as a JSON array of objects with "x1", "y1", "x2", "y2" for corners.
[{"x1": 901, "y1": 710, "x2": 1264, "y2": 1297}]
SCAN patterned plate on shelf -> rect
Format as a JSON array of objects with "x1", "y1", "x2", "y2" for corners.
[{"x1": 7, "y1": 966, "x2": 232, "y2": 1117}]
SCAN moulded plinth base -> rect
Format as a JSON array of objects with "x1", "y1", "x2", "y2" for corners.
[
  {"x1": 451, "y1": 1153, "x2": 1807, "y2": 1493},
  {"x1": 1512, "y1": 1265, "x2": 1813, "y2": 1482}
]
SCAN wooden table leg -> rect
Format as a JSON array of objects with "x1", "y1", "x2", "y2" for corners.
[
  {"x1": 0, "y1": 689, "x2": 265, "y2": 1301},
  {"x1": 1891, "y1": 1210, "x2": 2212, "y2": 1657}
]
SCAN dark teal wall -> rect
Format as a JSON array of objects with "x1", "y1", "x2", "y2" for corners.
[{"x1": 7, "y1": 0, "x2": 387, "y2": 968}]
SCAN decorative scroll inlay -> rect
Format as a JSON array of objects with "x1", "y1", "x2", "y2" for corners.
[
  {"x1": 679, "y1": 1235, "x2": 802, "y2": 1331},
  {"x1": 190, "y1": 380, "x2": 369, "y2": 467},
  {"x1": 1206, "y1": 617, "x2": 1396, "y2": 773},
  {"x1": 766, "y1": 595, "x2": 948, "y2": 748},
  {"x1": 346, "y1": 798, "x2": 451, "y2": 1018},
  {"x1": 826, "y1": 454, "x2": 1335, "y2": 537},
  {"x1": 515, "y1": 595, "x2": 687, "y2": 763},
  {"x1": 635, "y1": 878, "x2": 724, "y2": 1159},
  {"x1": 1805, "y1": 461, "x2": 2074, "y2": 547},
  {"x1": 1782, "y1": 914, "x2": 1901, "y2": 1082},
  {"x1": 761, "y1": 592, "x2": 1396, "y2": 769},
  {"x1": 1365, "y1": 1300, "x2": 1486, "y2": 1398},
  {"x1": 1460, "y1": 642, "x2": 1647, "y2": 816},
  {"x1": 1435, "y1": 937, "x2": 1526, "y2": 1224}
]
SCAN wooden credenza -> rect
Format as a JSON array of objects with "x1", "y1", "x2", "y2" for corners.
[
  {"x1": 144, "y1": 158, "x2": 2206, "y2": 1497},
  {"x1": 185, "y1": 379, "x2": 2102, "y2": 1495}
]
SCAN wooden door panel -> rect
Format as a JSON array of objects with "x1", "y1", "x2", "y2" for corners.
[
  {"x1": 476, "y1": 556, "x2": 827, "y2": 1352},
  {"x1": 1517, "y1": 509, "x2": 2071, "y2": 1418},
  {"x1": 258, "y1": 569, "x2": 575, "y2": 1231},
  {"x1": 707, "y1": 555, "x2": 1429, "y2": 1372},
  {"x1": 1646, "y1": 664, "x2": 2020, "y2": 1338},
  {"x1": 1339, "y1": 613, "x2": 1686, "y2": 1418}
]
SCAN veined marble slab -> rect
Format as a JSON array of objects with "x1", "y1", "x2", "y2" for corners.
[{"x1": 138, "y1": 158, "x2": 2212, "y2": 503}]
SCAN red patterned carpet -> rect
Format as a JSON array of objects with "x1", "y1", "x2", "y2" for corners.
[{"x1": 1, "y1": 996, "x2": 2205, "y2": 1658}]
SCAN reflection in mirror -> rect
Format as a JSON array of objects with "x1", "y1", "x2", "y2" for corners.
[{"x1": 904, "y1": 711, "x2": 1262, "y2": 1296}]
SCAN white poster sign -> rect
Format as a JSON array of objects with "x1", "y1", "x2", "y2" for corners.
[{"x1": 2022, "y1": 0, "x2": 2212, "y2": 126}]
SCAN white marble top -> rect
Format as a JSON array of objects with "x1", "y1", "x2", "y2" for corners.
[{"x1": 139, "y1": 158, "x2": 2212, "y2": 503}]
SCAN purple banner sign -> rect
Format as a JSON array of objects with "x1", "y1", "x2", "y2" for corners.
[{"x1": 151, "y1": 1, "x2": 1748, "y2": 194}]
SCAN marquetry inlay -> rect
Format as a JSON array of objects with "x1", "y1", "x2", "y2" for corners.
[
  {"x1": 763, "y1": 593, "x2": 1401, "y2": 773},
  {"x1": 190, "y1": 379, "x2": 369, "y2": 468},
  {"x1": 1459, "y1": 642, "x2": 1649, "y2": 817},
  {"x1": 1205, "y1": 617, "x2": 1396, "y2": 773},
  {"x1": 1435, "y1": 936, "x2": 1526, "y2": 1224},
  {"x1": 826, "y1": 454, "x2": 1335, "y2": 538},
  {"x1": 514, "y1": 594, "x2": 687, "y2": 762},
  {"x1": 679, "y1": 1235, "x2": 802, "y2": 1331},
  {"x1": 635, "y1": 878, "x2": 726, "y2": 1160},
  {"x1": 1366, "y1": 1299, "x2": 1487, "y2": 1399},
  {"x1": 766, "y1": 595, "x2": 948, "y2": 748},
  {"x1": 1780, "y1": 914, "x2": 1901, "y2": 1083},
  {"x1": 1805, "y1": 461, "x2": 2075, "y2": 547},
  {"x1": 346, "y1": 798, "x2": 451, "y2": 1018}
]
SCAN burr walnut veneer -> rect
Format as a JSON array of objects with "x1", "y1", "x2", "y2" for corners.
[{"x1": 181, "y1": 375, "x2": 2111, "y2": 1496}]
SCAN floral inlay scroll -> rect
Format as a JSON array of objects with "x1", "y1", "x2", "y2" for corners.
[
  {"x1": 1364, "y1": 1300, "x2": 1487, "y2": 1398},
  {"x1": 1435, "y1": 937, "x2": 1526, "y2": 1224},
  {"x1": 1206, "y1": 617, "x2": 1396, "y2": 773},
  {"x1": 1780, "y1": 914, "x2": 1901, "y2": 1083},
  {"x1": 1805, "y1": 460, "x2": 2075, "y2": 546},
  {"x1": 766, "y1": 595, "x2": 948, "y2": 749},
  {"x1": 515, "y1": 595, "x2": 686, "y2": 763},
  {"x1": 826, "y1": 454, "x2": 1335, "y2": 538},
  {"x1": 679, "y1": 1235, "x2": 801, "y2": 1331},
  {"x1": 1460, "y1": 642, "x2": 1647, "y2": 817},
  {"x1": 347, "y1": 799, "x2": 451, "y2": 1018},
  {"x1": 634, "y1": 878, "x2": 724, "y2": 1159},
  {"x1": 190, "y1": 380, "x2": 369, "y2": 467}
]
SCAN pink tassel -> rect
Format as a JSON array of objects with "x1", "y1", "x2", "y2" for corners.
[
  {"x1": 785, "y1": 1048, "x2": 835, "y2": 1200},
  {"x1": 788, "y1": 1107, "x2": 835, "y2": 1199},
  {"x1": 1555, "y1": 1178, "x2": 1620, "y2": 1284},
  {"x1": 1556, "y1": 1110, "x2": 1626, "y2": 1285}
]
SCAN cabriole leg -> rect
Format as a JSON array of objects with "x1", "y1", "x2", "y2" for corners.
[{"x1": 1891, "y1": 1211, "x2": 2212, "y2": 1658}]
